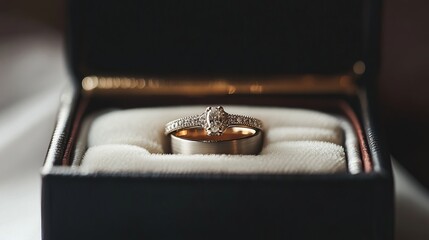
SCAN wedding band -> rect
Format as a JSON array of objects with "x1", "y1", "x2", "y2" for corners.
[
  {"x1": 165, "y1": 106, "x2": 264, "y2": 154},
  {"x1": 165, "y1": 106, "x2": 263, "y2": 136},
  {"x1": 170, "y1": 127, "x2": 263, "y2": 154}
]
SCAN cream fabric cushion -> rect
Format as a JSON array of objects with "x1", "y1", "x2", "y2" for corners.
[{"x1": 79, "y1": 106, "x2": 362, "y2": 174}]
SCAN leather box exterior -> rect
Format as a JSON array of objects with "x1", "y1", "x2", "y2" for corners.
[{"x1": 41, "y1": 0, "x2": 393, "y2": 239}]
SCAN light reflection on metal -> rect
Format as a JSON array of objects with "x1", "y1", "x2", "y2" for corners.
[
  {"x1": 353, "y1": 61, "x2": 366, "y2": 75},
  {"x1": 82, "y1": 75, "x2": 358, "y2": 95}
]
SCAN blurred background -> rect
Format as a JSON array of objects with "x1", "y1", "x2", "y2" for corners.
[
  {"x1": 0, "y1": 0, "x2": 428, "y2": 239},
  {"x1": 379, "y1": 0, "x2": 429, "y2": 192}
]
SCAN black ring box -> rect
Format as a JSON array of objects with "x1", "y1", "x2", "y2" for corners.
[{"x1": 41, "y1": 0, "x2": 393, "y2": 239}]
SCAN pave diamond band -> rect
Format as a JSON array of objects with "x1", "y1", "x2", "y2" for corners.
[{"x1": 165, "y1": 106, "x2": 263, "y2": 136}]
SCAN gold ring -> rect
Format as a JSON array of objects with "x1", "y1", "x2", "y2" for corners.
[{"x1": 165, "y1": 106, "x2": 264, "y2": 154}]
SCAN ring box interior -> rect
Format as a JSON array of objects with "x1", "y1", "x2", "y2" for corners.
[{"x1": 41, "y1": 0, "x2": 393, "y2": 239}]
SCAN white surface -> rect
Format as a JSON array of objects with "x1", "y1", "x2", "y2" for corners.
[
  {"x1": 0, "y1": 17, "x2": 67, "y2": 240},
  {"x1": 0, "y1": 17, "x2": 428, "y2": 240}
]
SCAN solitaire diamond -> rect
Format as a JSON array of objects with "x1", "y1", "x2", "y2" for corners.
[{"x1": 203, "y1": 106, "x2": 228, "y2": 136}]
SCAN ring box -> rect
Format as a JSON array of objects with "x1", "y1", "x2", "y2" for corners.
[{"x1": 41, "y1": 0, "x2": 393, "y2": 239}]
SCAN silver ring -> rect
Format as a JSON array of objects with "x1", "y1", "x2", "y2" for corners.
[
  {"x1": 170, "y1": 127, "x2": 263, "y2": 155},
  {"x1": 165, "y1": 106, "x2": 263, "y2": 136}
]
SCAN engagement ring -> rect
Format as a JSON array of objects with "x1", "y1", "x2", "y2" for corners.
[{"x1": 165, "y1": 106, "x2": 263, "y2": 155}]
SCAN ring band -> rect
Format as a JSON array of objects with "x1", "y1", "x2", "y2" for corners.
[
  {"x1": 165, "y1": 106, "x2": 263, "y2": 136},
  {"x1": 170, "y1": 127, "x2": 263, "y2": 155}
]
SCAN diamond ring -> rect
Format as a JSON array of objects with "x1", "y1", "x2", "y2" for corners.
[{"x1": 165, "y1": 106, "x2": 263, "y2": 136}]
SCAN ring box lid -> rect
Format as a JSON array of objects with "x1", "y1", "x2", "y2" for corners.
[{"x1": 68, "y1": 0, "x2": 380, "y2": 82}]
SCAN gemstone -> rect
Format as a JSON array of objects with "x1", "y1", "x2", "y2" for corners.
[{"x1": 204, "y1": 106, "x2": 228, "y2": 136}]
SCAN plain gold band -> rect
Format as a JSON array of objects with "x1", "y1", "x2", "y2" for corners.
[{"x1": 170, "y1": 127, "x2": 263, "y2": 155}]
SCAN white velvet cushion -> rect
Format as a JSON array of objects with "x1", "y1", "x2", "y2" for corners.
[{"x1": 80, "y1": 106, "x2": 362, "y2": 174}]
